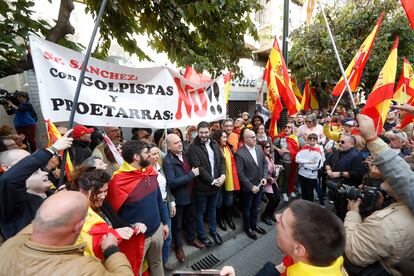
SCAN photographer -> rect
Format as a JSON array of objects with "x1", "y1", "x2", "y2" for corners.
[
  {"x1": 2, "y1": 91, "x2": 38, "y2": 152},
  {"x1": 325, "y1": 134, "x2": 365, "y2": 219},
  {"x1": 344, "y1": 180, "x2": 414, "y2": 276}
]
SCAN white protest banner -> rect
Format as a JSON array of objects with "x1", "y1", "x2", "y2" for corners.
[{"x1": 29, "y1": 36, "x2": 227, "y2": 128}]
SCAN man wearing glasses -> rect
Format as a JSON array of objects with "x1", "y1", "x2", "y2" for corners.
[
  {"x1": 235, "y1": 129, "x2": 269, "y2": 240},
  {"x1": 325, "y1": 135, "x2": 364, "y2": 219}
]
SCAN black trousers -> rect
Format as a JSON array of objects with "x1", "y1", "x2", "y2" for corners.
[
  {"x1": 241, "y1": 189, "x2": 264, "y2": 232},
  {"x1": 263, "y1": 184, "x2": 280, "y2": 218},
  {"x1": 298, "y1": 174, "x2": 317, "y2": 202},
  {"x1": 172, "y1": 199, "x2": 197, "y2": 249}
]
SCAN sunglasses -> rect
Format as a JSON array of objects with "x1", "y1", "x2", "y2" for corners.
[
  {"x1": 265, "y1": 146, "x2": 271, "y2": 149},
  {"x1": 306, "y1": 121, "x2": 313, "y2": 123}
]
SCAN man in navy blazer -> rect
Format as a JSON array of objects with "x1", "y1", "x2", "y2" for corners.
[
  {"x1": 163, "y1": 133, "x2": 205, "y2": 263},
  {"x1": 235, "y1": 129, "x2": 269, "y2": 240}
]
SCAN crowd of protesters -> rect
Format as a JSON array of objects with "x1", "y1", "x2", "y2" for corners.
[{"x1": 0, "y1": 101, "x2": 414, "y2": 276}]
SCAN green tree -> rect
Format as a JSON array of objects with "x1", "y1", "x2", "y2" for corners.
[
  {"x1": 288, "y1": 0, "x2": 414, "y2": 107},
  {"x1": 0, "y1": 0, "x2": 261, "y2": 78}
]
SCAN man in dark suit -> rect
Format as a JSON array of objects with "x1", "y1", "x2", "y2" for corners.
[
  {"x1": 187, "y1": 121, "x2": 226, "y2": 247},
  {"x1": 163, "y1": 133, "x2": 205, "y2": 263},
  {"x1": 235, "y1": 129, "x2": 268, "y2": 240}
]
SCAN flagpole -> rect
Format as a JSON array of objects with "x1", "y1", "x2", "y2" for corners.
[
  {"x1": 330, "y1": 69, "x2": 357, "y2": 116},
  {"x1": 318, "y1": 0, "x2": 357, "y2": 111},
  {"x1": 58, "y1": 0, "x2": 108, "y2": 187},
  {"x1": 375, "y1": 102, "x2": 386, "y2": 134}
]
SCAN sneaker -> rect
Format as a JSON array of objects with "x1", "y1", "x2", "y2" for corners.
[
  {"x1": 290, "y1": 192, "x2": 297, "y2": 198},
  {"x1": 282, "y1": 193, "x2": 289, "y2": 202}
]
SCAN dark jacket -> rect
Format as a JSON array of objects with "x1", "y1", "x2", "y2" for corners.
[
  {"x1": 235, "y1": 145, "x2": 269, "y2": 192},
  {"x1": 187, "y1": 137, "x2": 226, "y2": 196},
  {"x1": 163, "y1": 151, "x2": 196, "y2": 206},
  {"x1": 326, "y1": 147, "x2": 365, "y2": 187},
  {"x1": 0, "y1": 149, "x2": 52, "y2": 239},
  {"x1": 70, "y1": 139, "x2": 92, "y2": 166}
]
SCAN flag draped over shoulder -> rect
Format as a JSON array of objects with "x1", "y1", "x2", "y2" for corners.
[
  {"x1": 393, "y1": 57, "x2": 414, "y2": 104},
  {"x1": 401, "y1": 0, "x2": 414, "y2": 29},
  {"x1": 362, "y1": 37, "x2": 399, "y2": 134},
  {"x1": 106, "y1": 162, "x2": 157, "y2": 212},
  {"x1": 45, "y1": 119, "x2": 74, "y2": 181},
  {"x1": 332, "y1": 14, "x2": 384, "y2": 97}
]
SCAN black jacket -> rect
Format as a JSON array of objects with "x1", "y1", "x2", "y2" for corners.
[
  {"x1": 187, "y1": 137, "x2": 226, "y2": 196},
  {"x1": 326, "y1": 147, "x2": 365, "y2": 187},
  {"x1": 0, "y1": 149, "x2": 52, "y2": 239},
  {"x1": 163, "y1": 150, "x2": 196, "y2": 205},
  {"x1": 70, "y1": 139, "x2": 92, "y2": 166}
]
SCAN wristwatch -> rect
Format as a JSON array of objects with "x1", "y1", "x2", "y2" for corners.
[{"x1": 339, "y1": 172, "x2": 344, "y2": 177}]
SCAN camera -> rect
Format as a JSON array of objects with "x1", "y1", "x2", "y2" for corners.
[
  {"x1": 0, "y1": 89, "x2": 18, "y2": 106},
  {"x1": 327, "y1": 180, "x2": 382, "y2": 218}
]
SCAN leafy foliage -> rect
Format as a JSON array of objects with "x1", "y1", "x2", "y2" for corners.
[
  {"x1": 0, "y1": 0, "x2": 83, "y2": 77},
  {"x1": 288, "y1": 0, "x2": 414, "y2": 106},
  {"x1": 85, "y1": 0, "x2": 261, "y2": 77}
]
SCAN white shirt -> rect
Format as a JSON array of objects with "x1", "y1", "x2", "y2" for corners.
[
  {"x1": 156, "y1": 163, "x2": 167, "y2": 200},
  {"x1": 295, "y1": 146, "x2": 324, "y2": 179},
  {"x1": 246, "y1": 145, "x2": 258, "y2": 165},
  {"x1": 205, "y1": 140, "x2": 215, "y2": 177}
]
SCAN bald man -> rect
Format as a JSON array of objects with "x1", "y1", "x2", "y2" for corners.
[
  {"x1": 235, "y1": 129, "x2": 269, "y2": 240},
  {"x1": 0, "y1": 191, "x2": 133, "y2": 275},
  {"x1": 163, "y1": 133, "x2": 204, "y2": 263},
  {"x1": 0, "y1": 131, "x2": 72, "y2": 240}
]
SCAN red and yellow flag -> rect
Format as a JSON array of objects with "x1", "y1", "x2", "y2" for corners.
[
  {"x1": 309, "y1": 85, "x2": 319, "y2": 110},
  {"x1": 267, "y1": 37, "x2": 301, "y2": 115},
  {"x1": 361, "y1": 37, "x2": 398, "y2": 134},
  {"x1": 401, "y1": 0, "x2": 414, "y2": 29},
  {"x1": 290, "y1": 77, "x2": 303, "y2": 103},
  {"x1": 45, "y1": 119, "x2": 74, "y2": 181},
  {"x1": 267, "y1": 68, "x2": 284, "y2": 140},
  {"x1": 224, "y1": 71, "x2": 232, "y2": 104},
  {"x1": 393, "y1": 57, "x2": 414, "y2": 104},
  {"x1": 332, "y1": 14, "x2": 384, "y2": 97},
  {"x1": 301, "y1": 80, "x2": 311, "y2": 110}
]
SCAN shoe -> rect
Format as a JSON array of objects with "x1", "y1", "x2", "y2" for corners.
[
  {"x1": 282, "y1": 193, "x2": 289, "y2": 202},
  {"x1": 175, "y1": 248, "x2": 186, "y2": 263},
  {"x1": 163, "y1": 262, "x2": 176, "y2": 271},
  {"x1": 217, "y1": 219, "x2": 227, "y2": 231},
  {"x1": 246, "y1": 230, "x2": 257, "y2": 240},
  {"x1": 290, "y1": 192, "x2": 297, "y2": 198},
  {"x1": 253, "y1": 225, "x2": 267, "y2": 234},
  {"x1": 187, "y1": 239, "x2": 206, "y2": 249},
  {"x1": 226, "y1": 218, "x2": 236, "y2": 230},
  {"x1": 209, "y1": 232, "x2": 223, "y2": 245},
  {"x1": 261, "y1": 215, "x2": 273, "y2": 226},
  {"x1": 199, "y1": 236, "x2": 213, "y2": 247}
]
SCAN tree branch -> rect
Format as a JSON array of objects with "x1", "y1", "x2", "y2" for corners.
[{"x1": 46, "y1": 0, "x2": 75, "y2": 43}]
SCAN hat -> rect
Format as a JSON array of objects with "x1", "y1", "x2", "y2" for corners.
[
  {"x1": 14, "y1": 91, "x2": 29, "y2": 98},
  {"x1": 72, "y1": 125, "x2": 94, "y2": 139},
  {"x1": 343, "y1": 120, "x2": 355, "y2": 126}
]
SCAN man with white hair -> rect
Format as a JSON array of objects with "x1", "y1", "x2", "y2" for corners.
[
  {"x1": 388, "y1": 130, "x2": 411, "y2": 157},
  {"x1": 92, "y1": 126, "x2": 122, "y2": 175},
  {"x1": 0, "y1": 131, "x2": 73, "y2": 240}
]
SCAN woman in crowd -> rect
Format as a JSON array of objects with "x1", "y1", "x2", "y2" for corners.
[
  {"x1": 258, "y1": 140, "x2": 281, "y2": 225},
  {"x1": 148, "y1": 144, "x2": 175, "y2": 268},
  {"x1": 212, "y1": 130, "x2": 240, "y2": 231},
  {"x1": 255, "y1": 123, "x2": 271, "y2": 144},
  {"x1": 297, "y1": 114, "x2": 326, "y2": 144}
]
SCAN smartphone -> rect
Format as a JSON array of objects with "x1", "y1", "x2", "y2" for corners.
[{"x1": 172, "y1": 270, "x2": 220, "y2": 276}]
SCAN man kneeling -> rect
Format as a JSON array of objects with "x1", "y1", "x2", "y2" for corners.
[{"x1": 256, "y1": 199, "x2": 347, "y2": 275}]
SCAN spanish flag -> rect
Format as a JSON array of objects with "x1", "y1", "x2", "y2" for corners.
[
  {"x1": 393, "y1": 57, "x2": 414, "y2": 104},
  {"x1": 290, "y1": 77, "x2": 303, "y2": 103},
  {"x1": 301, "y1": 80, "x2": 311, "y2": 110},
  {"x1": 332, "y1": 13, "x2": 384, "y2": 97},
  {"x1": 309, "y1": 84, "x2": 319, "y2": 110},
  {"x1": 362, "y1": 37, "x2": 398, "y2": 134},
  {"x1": 401, "y1": 0, "x2": 414, "y2": 29},
  {"x1": 267, "y1": 68, "x2": 284, "y2": 140},
  {"x1": 224, "y1": 71, "x2": 232, "y2": 104},
  {"x1": 266, "y1": 37, "x2": 301, "y2": 115},
  {"x1": 45, "y1": 119, "x2": 74, "y2": 181}
]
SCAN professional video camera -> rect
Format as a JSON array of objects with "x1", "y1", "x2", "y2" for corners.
[
  {"x1": 327, "y1": 180, "x2": 389, "y2": 218},
  {"x1": 0, "y1": 89, "x2": 19, "y2": 106}
]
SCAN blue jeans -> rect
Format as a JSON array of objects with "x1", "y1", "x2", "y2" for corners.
[
  {"x1": 161, "y1": 201, "x2": 172, "y2": 263},
  {"x1": 216, "y1": 188, "x2": 234, "y2": 208},
  {"x1": 196, "y1": 193, "x2": 219, "y2": 237}
]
